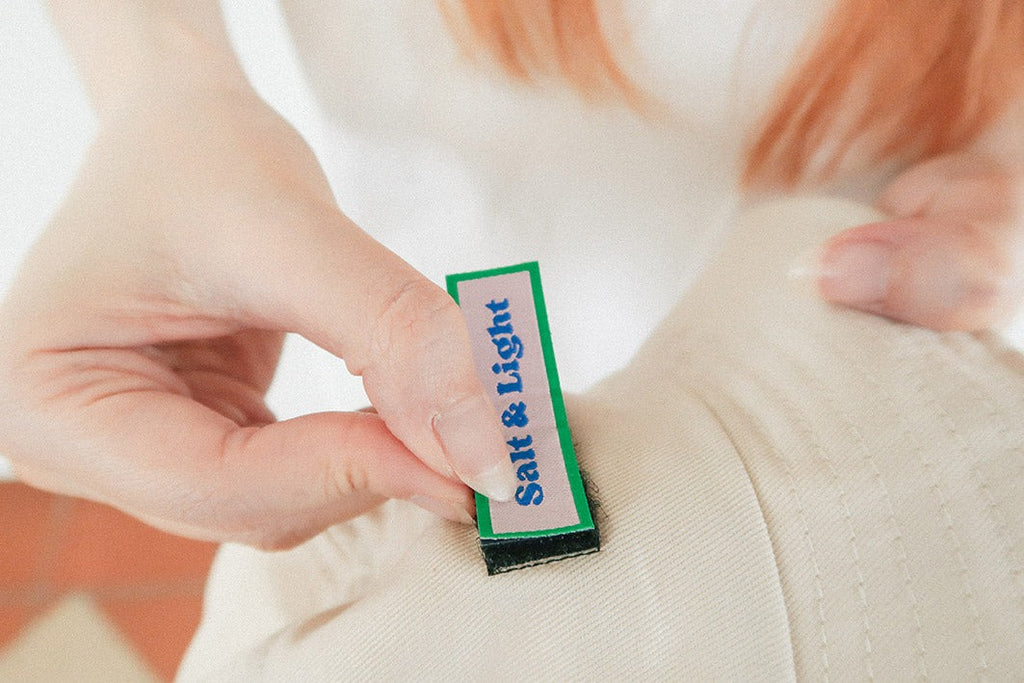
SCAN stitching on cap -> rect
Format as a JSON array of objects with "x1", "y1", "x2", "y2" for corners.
[
  {"x1": 718, "y1": 348, "x2": 833, "y2": 680},
  {"x1": 819, "y1": 330, "x2": 931, "y2": 678},
  {"x1": 759, "y1": 337, "x2": 876, "y2": 680},
  {"x1": 926, "y1": 342, "x2": 1024, "y2": 645},
  {"x1": 899, "y1": 341, "x2": 990, "y2": 674}
]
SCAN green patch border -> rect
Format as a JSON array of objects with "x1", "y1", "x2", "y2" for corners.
[{"x1": 446, "y1": 262, "x2": 595, "y2": 540}]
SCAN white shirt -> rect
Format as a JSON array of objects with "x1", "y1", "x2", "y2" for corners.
[{"x1": 254, "y1": 0, "x2": 834, "y2": 413}]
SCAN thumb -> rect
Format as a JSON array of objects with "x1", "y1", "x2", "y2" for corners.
[
  {"x1": 26, "y1": 391, "x2": 479, "y2": 550},
  {"x1": 233, "y1": 211, "x2": 518, "y2": 502}
]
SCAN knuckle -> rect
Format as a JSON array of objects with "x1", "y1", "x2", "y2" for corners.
[
  {"x1": 960, "y1": 229, "x2": 1015, "y2": 305},
  {"x1": 960, "y1": 280, "x2": 1004, "y2": 316},
  {"x1": 249, "y1": 528, "x2": 308, "y2": 552},
  {"x1": 367, "y1": 279, "x2": 462, "y2": 372},
  {"x1": 325, "y1": 455, "x2": 369, "y2": 500},
  {"x1": 955, "y1": 263, "x2": 1015, "y2": 326},
  {"x1": 893, "y1": 227, "x2": 1015, "y2": 330}
]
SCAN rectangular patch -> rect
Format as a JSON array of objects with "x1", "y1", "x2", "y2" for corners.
[{"x1": 446, "y1": 262, "x2": 599, "y2": 574}]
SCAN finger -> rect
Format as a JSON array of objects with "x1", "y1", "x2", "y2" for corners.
[
  {"x1": 54, "y1": 390, "x2": 476, "y2": 549},
  {"x1": 813, "y1": 218, "x2": 1021, "y2": 331},
  {"x1": 216, "y1": 411, "x2": 477, "y2": 548},
  {"x1": 226, "y1": 212, "x2": 517, "y2": 502},
  {"x1": 155, "y1": 332, "x2": 284, "y2": 426},
  {"x1": 178, "y1": 368, "x2": 276, "y2": 426},
  {"x1": 879, "y1": 154, "x2": 1016, "y2": 222}
]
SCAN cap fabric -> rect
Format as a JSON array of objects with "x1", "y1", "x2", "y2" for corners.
[{"x1": 180, "y1": 197, "x2": 1024, "y2": 680}]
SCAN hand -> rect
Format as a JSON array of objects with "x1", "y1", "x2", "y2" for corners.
[
  {"x1": 0, "y1": 89, "x2": 514, "y2": 549},
  {"x1": 810, "y1": 153, "x2": 1024, "y2": 330}
]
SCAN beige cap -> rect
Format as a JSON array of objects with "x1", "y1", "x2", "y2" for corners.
[{"x1": 182, "y1": 198, "x2": 1024, "y2": 680}]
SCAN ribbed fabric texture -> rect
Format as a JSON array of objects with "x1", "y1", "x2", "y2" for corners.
[
  {"x1": 180, "y1": 198, "x2": 1024, "y2": 680},
  {"x1": 180, "y1": 390, "x2": 794, "y2": 678},
  {"x1": 662, "y1": 198, "x2": 1024, "y2": 679}
]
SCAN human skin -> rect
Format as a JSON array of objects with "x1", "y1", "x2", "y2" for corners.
[
  {"x1": 0, "y1": 0, "x2": 517, "y2": 549},
  {"x1": 813, "y1": 152, "x2": 1024, "y2": 330},
  {"x1": 0, "y1": 2, "x2": 1021, "y2": 549}
]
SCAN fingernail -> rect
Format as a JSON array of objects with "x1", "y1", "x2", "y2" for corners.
[
  {"x1": 432, "y1": 395, "x2": 516, "y2": 502},
  {"x1": 464, "y1": 464, "x2": 516, "y2": 503},
  {"x1": 787, "y1": 245, "x2": 827, "y2": 297},
  {"x1": 819, "y1": 242, "x2": 893, "y2": 305},
  {"x1": 410, "y1": 495, "x2": 476, "y2": 526}
]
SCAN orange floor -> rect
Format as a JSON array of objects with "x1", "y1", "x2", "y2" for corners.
[{"x1": 0, "y1": 481, "x2": 218, "y2": 681}]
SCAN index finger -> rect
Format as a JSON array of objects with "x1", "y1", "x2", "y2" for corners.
[{"x1": 223, "y1": 211, "x2": 517, "y2": 501}]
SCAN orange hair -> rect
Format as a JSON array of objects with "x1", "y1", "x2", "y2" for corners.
[
  {"x1": 438, "y1": 0, "x2": 644, "y2": 107},
  {"x1": 444, "y1": 0, "x2": 1024, "y2": 188}
]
